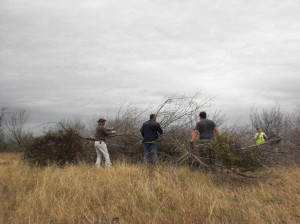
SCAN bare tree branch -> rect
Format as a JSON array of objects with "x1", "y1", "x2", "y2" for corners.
[{"x1": 4, "y1": 109, "x2": 30, "y2": 144}]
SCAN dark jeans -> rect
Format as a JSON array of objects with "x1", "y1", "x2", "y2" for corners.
[{"x1": 143, "y1": 142, "x2": 158, "y2": 165}]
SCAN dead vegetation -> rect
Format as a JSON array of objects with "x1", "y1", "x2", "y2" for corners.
[
  {"x1": 1, "y1": 153, "x2": 300, "y2": 224},
  {"x1": 22, "y1": 93, "x2": 300, "y2": 174},
  {"x1": 2, "y1": 94, "x2": 300, "y2": 223}
]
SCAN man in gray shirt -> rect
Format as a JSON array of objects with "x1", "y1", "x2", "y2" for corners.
[
  {"x1": 190, "y1": 111, "x2": 219, "y2": 144},
  {"x1": 190, "y1": 112, "x2": 219, "y2": 165}
]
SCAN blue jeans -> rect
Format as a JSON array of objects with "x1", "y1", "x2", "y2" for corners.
[{"x1": 143, "y1": 142, "x2": 158, "y2": 165}]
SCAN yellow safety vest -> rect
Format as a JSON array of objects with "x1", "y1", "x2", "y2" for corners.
[{"x1": 256, "y1": 132, "x2": 266, "y2": 145}]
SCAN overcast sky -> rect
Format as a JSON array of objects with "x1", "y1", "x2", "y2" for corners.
[{"x1": 1, "y1": 0, "x2": 300, "y2": 130}]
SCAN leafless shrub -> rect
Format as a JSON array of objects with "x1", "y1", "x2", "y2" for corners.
[
  {"x1": 220, "y1": 123, "x2": 254, "y2": 148},
  {"x1": 0, "y1": 108, "x2": 7, "y2": 151},
  {"x1": 250, "y1": 103, "x2": 292, "y2": 138},
  {"x1": 209, "y1": 109, "x2": 226, "y2": 127},
  {"x1": 289, "y1": 107, "x2": 300, "y2": 146},
  {"x1": 4, "y1": 109, "x2": 31, "y2": 144},
  {"x1": 248, "y1": 104, "x2": 300, "y2": 163},
  {"x1": 156, "y1": 91, "x2": 214, "y2": 129}
]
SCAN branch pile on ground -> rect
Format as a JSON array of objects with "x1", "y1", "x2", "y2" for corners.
[
  {"x1": 23, "y1": 92, "x2": 299, "y2": 171},
  {"x1": 241, "y1": 138, "x2": 300, "y2": 168},
  {"x1": 23, "y1": 124, "x2": 297, "y2": 171}
]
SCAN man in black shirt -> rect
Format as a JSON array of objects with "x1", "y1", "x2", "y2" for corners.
[{"x1": 140, "y1": 114, "x2": 163, "y2": 165}]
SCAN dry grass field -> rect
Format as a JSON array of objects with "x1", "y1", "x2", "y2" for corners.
[{"x1": 0, "y1": 152, "x2": 299, "y2": 224}]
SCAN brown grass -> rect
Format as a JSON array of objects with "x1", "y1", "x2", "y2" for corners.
[{"x1": 0, "y1": 152, "x2": 299, "y2": 224}]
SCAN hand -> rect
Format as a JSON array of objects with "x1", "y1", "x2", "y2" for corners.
[{"x1": 111, "y1": 130, "x2": 117, "y2": 134}]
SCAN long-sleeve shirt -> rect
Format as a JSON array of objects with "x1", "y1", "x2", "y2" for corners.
[
  {"x1": 140, "y1": 120, "x2": 163, "y2": 142},
  {"x1": 94, "y1": 126, "x2": 110, "y2": 141}
]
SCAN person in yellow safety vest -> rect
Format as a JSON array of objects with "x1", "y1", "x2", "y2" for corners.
[{"x1": 255, "y1": 128, "x2": 268, "y2": 145}]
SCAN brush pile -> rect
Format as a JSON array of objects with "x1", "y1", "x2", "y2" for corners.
[
  {"x1": 24, "y1": 126, "x2": 288, "y2": 172},
  {"x1": 23, "y1": 92, "x2": 299, "y2": 170}
]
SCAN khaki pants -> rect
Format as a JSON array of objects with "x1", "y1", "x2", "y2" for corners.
[{"x1": 94, "y1": 141, "x2": 112, "y2": 167}]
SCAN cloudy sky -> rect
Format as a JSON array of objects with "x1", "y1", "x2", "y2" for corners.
[{"x1": 1, "y1": 0, "x2": 300, "y2": 130}]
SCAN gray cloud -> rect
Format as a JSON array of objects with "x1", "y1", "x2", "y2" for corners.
[{"x1": 1, "y1": 0, "x2": 300, "y2": 130}]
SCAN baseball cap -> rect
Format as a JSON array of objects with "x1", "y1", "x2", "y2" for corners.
[{"x1": 97, "y1": 118, "x2": 106, "y2": 123}]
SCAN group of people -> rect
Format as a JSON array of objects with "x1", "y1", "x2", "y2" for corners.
[
  {"x1": 94, "y1": 111, "x2": 278, "y2": 167},
  {"x1": 93, "y1": 111, "x2": 219, "y2": 167}
]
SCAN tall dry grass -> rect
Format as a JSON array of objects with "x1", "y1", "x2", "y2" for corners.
[{"x1": 0, "y1": 153, "x2": 299, "y2": 224}]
